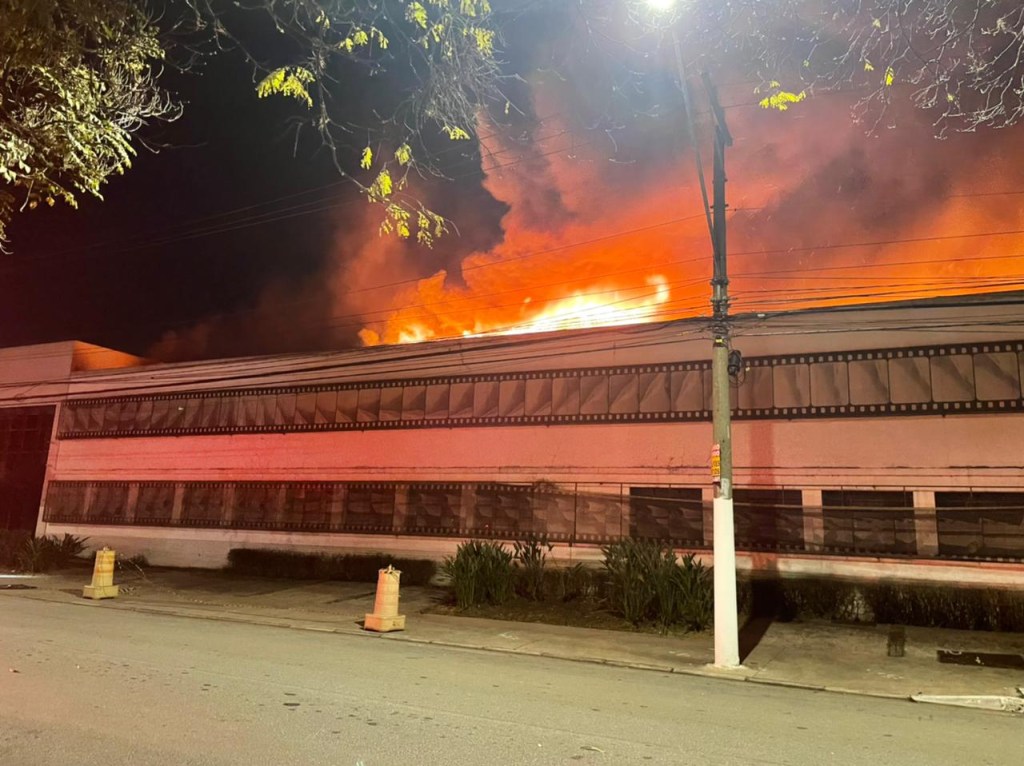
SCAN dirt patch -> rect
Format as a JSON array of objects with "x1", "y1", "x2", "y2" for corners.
[{"x1": 426, "y1": 598, "x2": 701, "y2": 637}]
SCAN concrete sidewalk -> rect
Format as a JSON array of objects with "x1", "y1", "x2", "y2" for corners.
[{"x1": 4, "y1": 566, "x2": 1024, "y2": 711}]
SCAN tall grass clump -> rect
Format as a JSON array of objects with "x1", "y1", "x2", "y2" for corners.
[
  {"x1": 602, "y1": 540, "x2": 713, "y2": 631},
  {"x1": 512, "y1": 534, "x2": 553, "y2": 601},
  {"x1": 442, "y1": 540, "x2": 515, "y2": 609}
]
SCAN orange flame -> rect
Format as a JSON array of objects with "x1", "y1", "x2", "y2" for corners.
[{"x1": 351, "y1": 88, "x2": 1024, "y2": 349}]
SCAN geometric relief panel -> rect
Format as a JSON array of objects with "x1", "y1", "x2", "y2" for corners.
[
  {"x1": 135, "y1": 483, "x2": 175, "y2": 524},
  {"x1": 848, "y1": 359, "x2": 889, "y2": 405},
  {"x1": 357, "y1": 388, "x2": 381, "y2": 422},
  {"x1": 574, "y1": 486, "x2": 623, "y2": 541},
  {"x1": 930, "y1": 355, "x2": 974, "y2": 403},
  {"x1": 449, "y1": 382, "x2": 474, "y2": 419},
  {"x1": 732, "y1": 489, "x2": 804, "y2": 550},
  {"x1": 552, "y1": 377, "x2": 581, "y2": 416},
  {"x1": 315, "y1": 390, "x2": 338, "y2": 425},
  {"x1": 974, "y1": 352, "x2": 1021, "y2": 400},
  {"x1": 425, "y1": 383, "x2": 451, "y2": 420},
  {"x1": 88, "y1": 483, "x2": 129, "y2": 522},
  {"x1": 401, "y1": 385, "x2": 426, "y2": 421},
  {"x1": 274, "y1": 393, "x2": 296, "y2": 427},
  {"x1": 738, "y1": 366, "x2": 773, "y2": 409},
  {"x1": 638, "y1": 372, "x2": 670, "y2": 413},
  {"x1": 772, "y1": 365, "x2": 810, "y2": 408},
  {"x1": 473, "y1": 485, "x2": 533, "y2": 535},
  {"x1": 821, "y1": 490, "x2": 915, "y2": 555},
  {"x1": 336, "y1": 390, "x2": 358, "y2": 424},
  {"x1": 181, "y1": 483, "x2": 227, "y2": 525},
  {"x1": 44, "y1": 482, "x2": 88, "y2": 522},
  {"x1": 473, "y1": 381, "x2": 499, "y2": 418},
  {"x1": 531, "y1": 487, "x2": 576, "y2": 540},
  {"x1": 294, "y1": 392, "x2": 317, "y2": 426},
  {"x1": 888, "y1": 357, "x2": 931, "y2": 404},
  {"x1": 234, "y1": 483, "x2": 279, "y2": 525},
  {"x1": 670, "y1": 369, "x2": 703, "y2": 412},
  {"x1": 405, "y1": 484, "x2": 462, "y2": 532},
  {"x1": 379, "y1": 387, "x2": 403, "y2": 421},
  {"x1": 810, "y1": 361, "x2": 849, "y2": 406},
  {"x1": 580, "y1": 375, "x2": 608, "y2": 415},
  {"x1": 282, "y1": 483, "x2": 334, "y2": 527},
  {"x1": 343, "y1": 485, "x2": 396, "y2": 531},
  {"x1": 628, "y1": 487, "x2": 703, "y2": 544},
  {"x1": 525, "y1": 378, "x2": 553, "y2": 417},
  {"x1": 498, "y1": 379, "x2": 526, "y2": 418},
  {"x1": 608, "y1": 373, "x2": 638, "y2": 414}
]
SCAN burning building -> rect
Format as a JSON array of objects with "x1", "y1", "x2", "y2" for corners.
[{"x1": 2, "y1": 291, "x2": 1023, "y2": 585}]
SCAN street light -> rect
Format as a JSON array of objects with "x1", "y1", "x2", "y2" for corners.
[{"x1": 643, "y1": 0, "x2": 741, "y2": 669}]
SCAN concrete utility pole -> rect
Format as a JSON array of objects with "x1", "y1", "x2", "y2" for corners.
[
  {"x1": 703, "y1": 72, "x2": 740, "y2": 668},
  {"x1": 667, "y1": 27, "x2": 740, "y2": 668}
]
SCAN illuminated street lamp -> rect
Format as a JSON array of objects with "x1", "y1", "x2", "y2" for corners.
[{"x1": 644, "y1": 0, "x2": 741, "y2": 669}]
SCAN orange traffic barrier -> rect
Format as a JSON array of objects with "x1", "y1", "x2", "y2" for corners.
[
  {"x1": 83, "y1": 547, "x2": 119, "y2": 600},
  {"x1": 363, "y1": 565, "x2": 405, "y2": 632}
]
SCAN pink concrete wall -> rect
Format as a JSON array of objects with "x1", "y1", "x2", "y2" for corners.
[{"x1": 48, "y1": 412, "x2": 1022, "y2": 491}]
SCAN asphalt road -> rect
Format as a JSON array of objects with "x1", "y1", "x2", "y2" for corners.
[{"x1": 1, "y1": 597, "x2": 1020, "y2": 766}]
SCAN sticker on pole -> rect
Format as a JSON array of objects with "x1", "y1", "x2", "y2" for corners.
[{"x1": 710, "y1": 443, "x2": 721, "y2": 483}]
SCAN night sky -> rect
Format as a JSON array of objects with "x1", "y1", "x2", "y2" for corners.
[{"x1": 3, "y1": 3, "x2": 1023, "y2": 361}]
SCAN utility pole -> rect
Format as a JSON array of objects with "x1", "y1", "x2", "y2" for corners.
[
  {"x1": 669, "y1": 33, "x2": 740, "y2": 668},
  {"x1": 703, "y1": 71, "x2": 740, "y2": 668}
]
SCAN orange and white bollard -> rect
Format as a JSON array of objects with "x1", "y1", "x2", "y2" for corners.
[
  {"x1": 82, "y1": 547, "x2": 119, "y2": 600},
  {"x1": 363, "y1": 565, "x2": 405, "y2": 632}
]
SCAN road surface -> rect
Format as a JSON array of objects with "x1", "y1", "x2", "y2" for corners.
[{"x1": 0, "y1": 597, "x2": 1019, "y2": 765}]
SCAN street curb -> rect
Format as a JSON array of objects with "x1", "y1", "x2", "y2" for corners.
[{"x1": 6, "y1": 590, "x2": 924, "y2": 704}]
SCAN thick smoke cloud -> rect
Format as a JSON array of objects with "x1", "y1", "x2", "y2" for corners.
[{"x1": 151, "y1": 65, "x2": 1024, "y2": 361}]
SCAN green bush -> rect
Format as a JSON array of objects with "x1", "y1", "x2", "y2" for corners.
[
  {"x1": 864, "y1": 583, "x2": 1024, "y2": 632},
  {"x1": 674, "y1": 553, "x2": 714, "y2": 631},
  {"x1": 0, "y1": 530, "x2": 31, "y2": 569},
  {"x1": 512, "y1": 534, "x2": 553, "y2": 601},
  {"x1": 738, "y1": 575, "x2": 1024, "y2": 633},
  {"x1": 3, "y1": 533, "x2": 89, "y2": 573},
  {"x1": 602, "y1": 540, "x2": 714, "y2": 630},
  {"x1": 442, "y1": 540, "x2": 515, "y2": 609},
  {"x1": 548, "y1": 562, "x2": 601, "y2": 602},
  {"x1": 225, "y1": 548, "x2": 437, "y2": 586}
]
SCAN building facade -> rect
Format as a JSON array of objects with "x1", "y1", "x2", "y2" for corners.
[{"x1": 4, "y1": 295, "x2": 1024, "y2": 585}]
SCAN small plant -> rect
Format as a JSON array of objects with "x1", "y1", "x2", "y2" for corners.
[
  {"x1": 512, "y1": 534, "x2": 553, "y2": 601},
  {"x1": 602, "y1": 540, "x2": 714, "y2": 630},
  {"x1": 57, "y1": 534, "x2": 89, "y2": 561},
  {"x1": 674, "y1": 553, "x2": 713, "y2": 631},
  {"x1": 16, "y1": 537, "x2": 58, "y2": 573},
  {"x1": 118, "y1": 553, "x2": 150, "y2": 571},
  {"x1": 11, "y1": 534, "x2": 89, "y2": 573},
  {"x1": 225, "y1": 548, "x2": 437, "y2": 586},
  {"x1": 442, "y1": 540, "x2": 515, "y2": 609},
  {"x1": 1, "y1": 530, "x2": 31, "y2": 570},
  {"x1": 555, "y1": 562, "x2": 596, "y2": 602}
]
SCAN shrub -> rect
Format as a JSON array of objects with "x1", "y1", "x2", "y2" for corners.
[
  {"x1": 225, "y1": 548, "x2": 437, "y2": 586},
  {"x1": 512, "y1": 534, "x2": 552, "y2": 601},
  {"x1": 675, "y1": 553, "x2": 714, "y2": 631},
  {"x1": 603, "y1": 539, "x2": 662, "y2": 624},
  {"x1": 0, "y1": 530, "x2": 31, "y2": 569},
  {"x1": 57, "y1": 534, "x2": 89, "y2": 562},
  {"x1": 549, "y1": 562, "x2": 601, "y2": 603},
  {"x1": 6, "y1": 533, "x2": 89, "y2": 573},
  {"x1": 737, "y1": 575, "x2": 1024, "y2": 633},
  {"x1": 442, "y1": 540, "x2": 515, "y2": 609},
  {"x1": 602, "y1": 540, "x2": 714, "y2": 630},
  {"x1": 118, "y1": 553, "x2": 150, "y2": 571}
]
